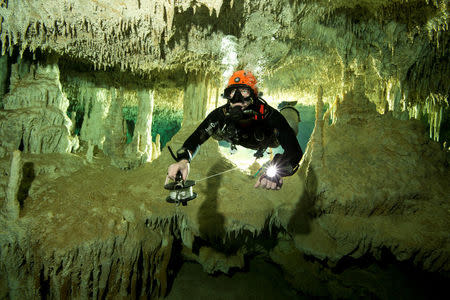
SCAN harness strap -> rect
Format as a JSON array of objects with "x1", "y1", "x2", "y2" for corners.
[{"x1": 254, "y1": 103, "x2": 265, "y2": 120}]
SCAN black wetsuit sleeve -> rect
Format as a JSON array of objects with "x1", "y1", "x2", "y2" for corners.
[
  {"x1": 182, "y1": 107, "x2": 224, "y2": 159},
  {"x1": 267, "y1": 109, "x2": 303, "y2": 176}
]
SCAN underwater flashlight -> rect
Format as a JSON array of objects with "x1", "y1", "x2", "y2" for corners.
[{"x1": 266, "y1": 165, "x2": 278, "y2": 178}]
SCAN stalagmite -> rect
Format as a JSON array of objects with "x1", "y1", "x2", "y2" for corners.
[
  {"x1": 3, "y1": 150, "x2": 22, "y2": 221},
  {"x1": 104, "y1": 88, "x2": 127, "y2": 166},
  {"x1": 132, "y1": 89, "x2": 154, "y2": 162},
  {"x1": 152, "y1": 134, "x2": 162, "y2": 160},
  {"x1": 305, "y1": 86, "x2": 325, "y2": 175},
  {"x1": 86, "y1": 140, "x2": 94, "y2": 163},
  {"x1": 70, "y1": 111, "x2": 76, "y2": 135},
  {"x1": 183, "y1": 73, "x2": 214, "y2": 124},
  {"x1": 79, "y1": 86, "x2": 112, "y2": 151}
]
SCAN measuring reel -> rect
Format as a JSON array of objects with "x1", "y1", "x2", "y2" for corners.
[{"x1": 164, "y1": 171, "x2": 197, "y2": 206}]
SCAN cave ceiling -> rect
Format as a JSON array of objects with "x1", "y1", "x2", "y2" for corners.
[{"x1": 0, "y1": 0, "x2": 448, "y2": 109}]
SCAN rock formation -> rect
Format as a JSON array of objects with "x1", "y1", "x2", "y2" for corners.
[
  {"x1": 0, "y1": 58, "x2": 77, "y2": 156},
  {"x1": 0, "y1": 0, "x2": 448, "y2": 299},
  {"x1": 3, "y1": 150, "x2": 21, "y2": 220}
]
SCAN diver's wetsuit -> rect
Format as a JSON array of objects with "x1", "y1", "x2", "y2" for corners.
[{"x1": 182, "y1": 98, "x2": 303, "y2": 176}]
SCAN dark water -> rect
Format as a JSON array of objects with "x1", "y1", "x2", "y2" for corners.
[
  {"x1": 164, "y1": 254, "x2": 449, "y2": 300},
  {"x1": 165, "y1": 259, "x2": 308, "y2": 300}
]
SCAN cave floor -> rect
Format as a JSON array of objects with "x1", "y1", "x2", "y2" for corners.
[{"x1": 1, "y1": 146, "x2": 302, "y2": 252}]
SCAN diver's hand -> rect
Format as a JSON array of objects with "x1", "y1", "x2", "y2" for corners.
[
  {"x1": 165, "y1": 159, "x2": 190, "y2": 184},
  {"x1": 254, "y1": 175, "x2": 283, "y2": 190}
]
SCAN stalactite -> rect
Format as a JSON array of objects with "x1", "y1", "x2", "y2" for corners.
[
  {"x1": 327, "y1": 95, "x2": 340, "y2": 125},
  {"x1": 424, "y1": 94, "x2": 446, "y2": 141},
  {"x1": 406, "y1": 92, "x2": 448, "y2": 142},
  {"x1": 0, "y1": 0, "x2": 228, "y2": 75}
]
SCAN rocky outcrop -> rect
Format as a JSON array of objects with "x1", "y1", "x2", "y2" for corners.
[
  {"x1": 288, "y1": 86, "x2": 449, "y2": 272},
  {"x1": 164, "y1": 86, "x2": 449, "y2": 277},
  {"x1": 0, "y1": 153, "x2": 174, "y2": 299}
]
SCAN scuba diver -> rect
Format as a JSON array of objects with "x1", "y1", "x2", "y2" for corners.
[{"x1": 166, "y1": 70, "x2": 303, "y2": 190}]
